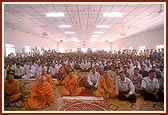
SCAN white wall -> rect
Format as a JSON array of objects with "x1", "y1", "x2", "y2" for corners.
[
  {"x1": 4, "y1": 27, "x2": 57, "y2": 53},
  {"x1": 112, "y1": 24, "x2": 164, "y2": 50},
  {"x1": 4, "y1": 27, "x2": 112, "y2": 53},
  {"x1": 58, "y1": 41, "x2": 112, "y2": 52}
]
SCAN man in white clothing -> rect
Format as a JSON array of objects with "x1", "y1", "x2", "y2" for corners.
[
  {"x1": 87, "y1": 67, "x2": 100, "y2": 91},
  {"x1": 22, "y1": 62, "x2": 36, "y2": 79},
  {"x1": 141, "y1": 70, "x2": 164, "y2": 102},
  {"x1": 116, "y1": 71, "x2": 136, "y2": 103},
  {"x1": 49, "y1": 63, "x2": 58, "y2": 78},
  {"x1": 14, "y1": 63, "x2": 25, "y2": 79}
]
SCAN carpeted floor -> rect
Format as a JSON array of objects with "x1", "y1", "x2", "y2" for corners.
[{"x1": 3, "y1": 76, "x2": 164, "y2": 111}]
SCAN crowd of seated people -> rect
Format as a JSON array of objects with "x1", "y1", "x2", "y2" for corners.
[{"x1": 4, "y1": 48, "x2": 164, "y2": 109}]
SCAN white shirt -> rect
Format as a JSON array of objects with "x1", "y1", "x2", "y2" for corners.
[
  {"x1": 24, "y1": 64, "x2": 30, "y2": 74},
  {"x1": 14, "y1": 66, "x2": 25, "y2": 76},
  {"x1": 116, "y1": 77, "x2": 135, "y2": 95},
  {"x1": 56, "y1": 64, "x2": 62, "y2": 73},
  {"x1": 87, "y1": 72, "x2": 100, "y2": 87},
  {"x1": 141, "y1": 77, "x2": 159, "y2": 92},
  {"x1": 129, "y1": 73, "x2": 143, "y2": 88},
  {"x1": 4, "y1": 69, "x2": 7, "y2": 78},
  {"x1": 38, "y1": 66, "x2": 47, "y2": 75},
  {"x1": 49, "y1": 66, "x2": 58, "y2": 76}
]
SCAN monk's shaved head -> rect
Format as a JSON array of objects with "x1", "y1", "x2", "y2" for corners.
[{"x1": 39, "y1": 75, "x2": 46, "y2": 85}]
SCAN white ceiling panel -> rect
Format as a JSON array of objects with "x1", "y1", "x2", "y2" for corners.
[{"x1": 4, "y1": 3, "x2": 165, "y2": 42}]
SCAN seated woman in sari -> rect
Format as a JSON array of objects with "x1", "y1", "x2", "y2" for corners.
[
  {"x1": 61, "y1": 70, "x2": 82, "y2": 96},
  {"x1": 4, "y1": 74, "x2": 23, "y2": 103},
  {"x1": 25, "y1": 75, "x2": 55, "y2": 110}
]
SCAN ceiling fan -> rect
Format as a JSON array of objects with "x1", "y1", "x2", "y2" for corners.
[
  {"x1": 42, "y1": 32, "x2": 49, "y2": 37},
  {"x1": 120, "y1": 26, "x2": 127, "y2": 36},
  {"x1": 158, "y1": 4, "x2": 163, "y2": 14}
]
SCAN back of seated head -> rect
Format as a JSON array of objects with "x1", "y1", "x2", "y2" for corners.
[
  {"x1": 104, "y1": 68, "x2": 111, "y2": 71},
  {"x1": 134, "y1": 67, "x2": 139, "y2": 71},
  {"x1": 6, "y1": 74, "x2": 13, "y2": 80},
  {"x1": 119, "y1": 71, "x2": 124, "y2": 74},
  {"x1": 104, "y1": 69, "x2": 110, "y2": 72},
  {"x1": 69, "y1": 69, "x2": 74, "y2": 72},
  {"x1": 141, "y1": 64, "x2": 146, "y2": 67},
  {"x1": 151, "y1": 66, "x2": 156, "y2": 70},
  {"x1": 115, "y1": 66, "x2": 120, "y2": 69},
  {"x1": 149, "y1": 70, "x2": 156, "y2": 74},
  {"x1": 123, "y1": 65, "x2": 128, "y2": 69},
  {"x1": 17, "y1": 62, "x2": 21, "y2": 66}
]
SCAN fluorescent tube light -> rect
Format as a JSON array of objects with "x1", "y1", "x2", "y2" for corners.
[
  {"x1": 97, "y1": 25, "x2": 110, "y2": 28},
  {"x1": 90, "y1": 38, "x2": 97, "y2": 40},
  {"x1": 92, "y1": 35, "x2": 100, "y2": 37},
  {"x1": 58, "y1": 25, "x2": 71, "y2": 28},
  {"x1": 103, "y1": 12, "x2": 123, "y2": 17},
  {"x1": 93, "y1": 32, "x2": 104, "y2": 34},
  {"x1": 72, "y1": 38, "x2": 78, "y2": 40},
  {"x1": 65, "y1": 32, "x2": 75, "y2": 34},
  {"x1": 45, "y1": 12, "x2": 64, "y2": 17}
]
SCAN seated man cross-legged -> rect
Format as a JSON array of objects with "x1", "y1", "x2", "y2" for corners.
[
  {"x1": 87, "y1": 67, "x2": 100, "y2": 91},
  {"x1": 141, "y1": 70, "x2": 164, "y2": 102},
  {"x1": 115, "y1": 71, "x2": 137, "y2": 103},
  {"x1": 4, "y1": 74, "x2": 23, "y2": 104},
  {"x1": 25, "y1": 75, "x2": 55, "y2": 110},
  {"x1": 95, "y1": 70, "x2": 118, "y2": 99},
  {"x1": 61, "y1": 70, "x2": 82, "y2": 96}
]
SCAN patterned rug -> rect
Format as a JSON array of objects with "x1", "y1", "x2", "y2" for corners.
[
  {"x1": 79, "y1": 88, "x2": 93, "y2": 96},
  {"x1": 57, "y1": 96, "x2": 109, "y2": 111}
]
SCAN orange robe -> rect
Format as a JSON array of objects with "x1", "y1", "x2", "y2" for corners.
[
  {"x1": 4, "y1": 79, "x2": 23, "y2": 103},
  {"x1": 61, "y1": 75, "x2": 82, "y2": 96},
  {"x1": 36, "y1": 74, "x2": 53, "y2": 85},
  {"x1": 95, "y1": 76, "x2": 118, "y2": 99},
  {"x1": 25, "y1": 81, "x2": 55, "y2": 110}
]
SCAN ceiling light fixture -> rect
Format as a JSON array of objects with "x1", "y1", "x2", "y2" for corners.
[
  {"x1": 97, "y1": 25, "x2": 110, "y2": 28},
  {"x1": 58, "y1": 25, "x2": 71, "y2": 28},
  {"x1": 72, "y1": 38, "x2": 78, "y2": 40},
  {"x1": 72, "y1": 40, "x2": 80, "y2": 42},
  {"x1": 65, "y1": 32, "x2": 75, "y2": 34},
  {"x1": 93, "y1": 32, "x2": 104, "y2": 34},
  {"x1": 103, "y1": 12, "x2": 123, "y2": 17},
  {"x1": 45, "y1": 12, "x2": 64, "y2": 17},
  {"x1": 91, "y1": 38, "x2": 97, "y2": 39},
  {"x1": 92, "y1": 35, "x2": 100, "y2": 37}
]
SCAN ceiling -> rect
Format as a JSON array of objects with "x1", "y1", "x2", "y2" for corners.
[{"x1": 4, "y1": 3, "x2": 165, "y2": 43}]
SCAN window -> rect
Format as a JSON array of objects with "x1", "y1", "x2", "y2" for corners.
[
  {"x1": 59, "y1": 48, "x2": 65, "y2": 53},
  {"x1": 92, "y1": 48, "x2": 97, "y2": 52},
  {"x1": 5, "y1": 44, "x2": 15, "y2": 57},
  {"x1": 156, "y1": 45, "x2": 164, "y2": 50},
  {"x1": 116, "y1": 48, "x2": 119, "y2": 52},
  {"x1": 44, "y1": 47, "x2": 48, "y2": 50},
  {"x1": 121, "y1": 48, "x2": 125, "y2": 53},
  {"x1": 25, "y1": 45, "x2": 31, "y2": 53},
  {"x1": 72, "y1": 48, "x2": 77, "y2": 52},
  {"x1": 104, "y1": 48, "x2": 110, "y2": 52},
  {"x1": 138, "y1": 46, "x2": 145, "y2": 55},
  {"x1": 81, "y1": 48, "x2": 88, "y2": 53},
  {"x1": 128, "y1": 47, "x2": 133, "y2": 51},
  {"x1": 37, "y1": 46, "x2": 42, "y2": 54}
]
